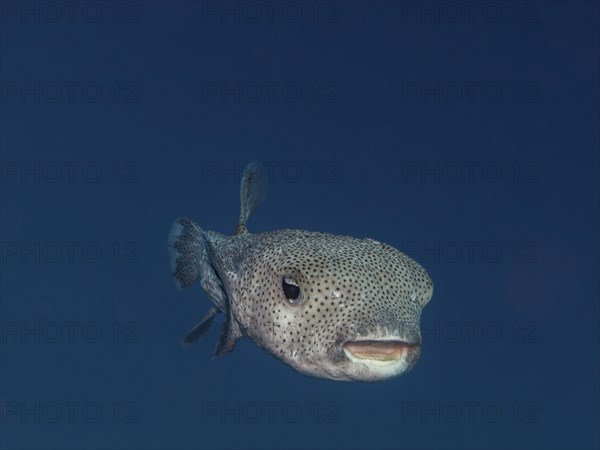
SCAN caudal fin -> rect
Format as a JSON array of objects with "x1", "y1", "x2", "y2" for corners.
[
  {"x1": 168, "y1": 217, "x2": 205, "y2": 289},
  {"x1": 236, "y1": 161, "x2": 265, "y2": 235}
]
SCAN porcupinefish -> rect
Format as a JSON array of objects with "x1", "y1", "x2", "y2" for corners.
[{"x1": 168, "y1": 162, "x2": 433, "y2": 381}]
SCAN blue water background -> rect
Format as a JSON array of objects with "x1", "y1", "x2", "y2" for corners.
[{"x1": 1, "y1": 2, "x2": 598, "y2": 449}]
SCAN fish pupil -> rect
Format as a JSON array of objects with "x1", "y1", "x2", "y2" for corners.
[{"x1": 282, "y1": 277, "x2": 301, "y2": 303}]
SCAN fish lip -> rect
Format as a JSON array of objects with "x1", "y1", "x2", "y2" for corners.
[{"x1": 342, "y1": 339, "x2": 421, "y2": 362}]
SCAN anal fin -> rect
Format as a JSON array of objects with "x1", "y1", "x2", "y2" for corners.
[{"x1": 181, "y1": 306, "x2": 219, "y2": 347}]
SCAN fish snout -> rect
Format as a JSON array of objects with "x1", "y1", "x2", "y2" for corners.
[
  {"x1": 338, "y1": 324, "x2": 423, "y2": 380},
  {"x1": 343, "y1": 340, "x2": 420, "y2": 362}
]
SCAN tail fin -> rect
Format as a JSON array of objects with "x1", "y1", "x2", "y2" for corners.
[
  {"x1": 168, "y1": 217, "x2": 205, "y2": 289},
  {"x1": 236, "y1": 161, "x2": 265, "y2": 235}
]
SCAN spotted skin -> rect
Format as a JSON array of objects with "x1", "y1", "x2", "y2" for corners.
[{"x1": 168, "y1": 164, "x2": 433, "y2": 381}]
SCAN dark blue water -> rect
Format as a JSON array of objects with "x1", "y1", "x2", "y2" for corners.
[{"x1": 1, "y1": 1, "x2": 598, "y2": 449}]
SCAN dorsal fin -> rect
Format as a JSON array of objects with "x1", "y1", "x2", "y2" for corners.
[{"x1": 235, "y1": 162, "x2": 265, "y2": 235}]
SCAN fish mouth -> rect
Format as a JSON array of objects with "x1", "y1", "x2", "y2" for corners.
[{"x1": 343, "y1": 340, "x2": 420, "y2": 362}]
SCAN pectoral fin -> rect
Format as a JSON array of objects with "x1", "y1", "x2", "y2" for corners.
[{"x1": 214, "y1": 310, "x2": 242, "y2": 357}]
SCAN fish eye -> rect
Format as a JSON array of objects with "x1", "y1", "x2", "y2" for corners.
[{"x1": 282, "y1": 277, "x2": 302, "y2": 304}]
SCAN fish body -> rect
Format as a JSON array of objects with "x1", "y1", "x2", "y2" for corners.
[{"x1": 168, "y1": 163, "x2": 433, "y2": 381}]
